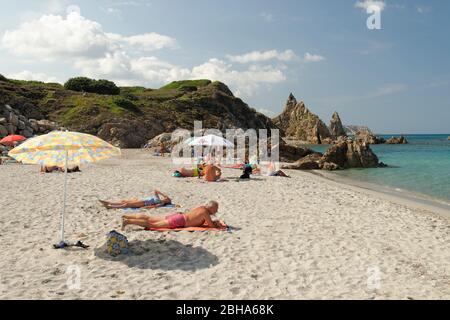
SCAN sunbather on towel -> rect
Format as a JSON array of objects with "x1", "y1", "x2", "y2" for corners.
[
  {"x1": 100, "y1": 189, "x2": 172, "y2": 209},
  {"x1": 121, "y1": 201, "x2": 220, "y2": 230},
  {"x1": 173, "y1": 164, "x2": 204, "y2": 178}
]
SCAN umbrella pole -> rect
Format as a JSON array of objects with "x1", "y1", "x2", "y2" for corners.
[{"x1": 61, "y1": 150, "x2": 68, "y2": 243}]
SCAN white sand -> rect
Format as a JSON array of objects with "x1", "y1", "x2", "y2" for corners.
[{"x1": 0, "y1": 149, "x2": 449, "y2": 300}]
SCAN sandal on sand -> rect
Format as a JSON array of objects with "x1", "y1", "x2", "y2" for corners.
[{"x1": 53, "y1": 241, "x2": 90, "y2": 250}]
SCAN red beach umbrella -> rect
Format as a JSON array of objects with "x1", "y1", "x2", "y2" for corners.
[{"x1": 0, "y1": 135, "x2": 26, "y2": 146}]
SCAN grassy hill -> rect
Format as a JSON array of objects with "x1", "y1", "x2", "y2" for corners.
[{"x1": 0, "y1": 76, "x2": 275, "y2": 147}]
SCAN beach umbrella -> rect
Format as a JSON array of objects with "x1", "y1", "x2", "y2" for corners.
[
  {"x1": 188, "y1": 134, "x2": 234, "y2": 147},
  {"x1": 8, "y1": 131, "x2": 121, "y2": 248},
  {"x1": 0, "y1": 134, "x2": 26, "y2": 146}
]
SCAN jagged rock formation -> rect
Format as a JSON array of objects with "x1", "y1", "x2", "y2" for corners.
[
  {"x1": 318, "y1": 140, "x2": 381, "y2": 170},
  {"x1": 329, "y1": 112, "x2": 347, "y2": 139},
  {"x1": 385, "y1": 136, "x2": 408, "y2": 144},
  {"x1": 0, "y1": 104, "x2": 61, "y2": 139},
  {"x1": 272, "y1": 93, "x2": 332, "y2": 144}
]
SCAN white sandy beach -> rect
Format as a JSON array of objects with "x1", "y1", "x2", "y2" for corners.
[{"x1": 0, "y1": 149, "x2": 449, "y2": 300}]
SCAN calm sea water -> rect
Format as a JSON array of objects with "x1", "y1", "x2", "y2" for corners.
[{"x1": 308, "y1": 134, "x2": 450, "y2": 204}]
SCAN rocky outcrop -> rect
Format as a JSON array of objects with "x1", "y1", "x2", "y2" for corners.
[
  {"x1": 97, "y1": 119, "x2": 165, "y2": 148},
  {"x1": 355, "y1": 130, "x2": 386, "y2": 145},
  {"x1": 329, "y1": 112, "x2": 347, "y2": 139},
  {"x1": 282, "y1": 153, "x2": 322, "y2": 170},
  {"x1": 385, "y1": 136, "x2": 408, "y2": 144},
  {"x1": 318, "y1": 140, "x2": 381, "y2": 170},
  {"x1": 272, "y1": 94, "x2": 332, "y2": 144},
  {"x1": 0, "y1": 104, "x2": 61, "y2": 139}
]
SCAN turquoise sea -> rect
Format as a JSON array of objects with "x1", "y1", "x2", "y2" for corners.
[{"x1": 309, "y1": 134, "x2": 450, "y2": 204}]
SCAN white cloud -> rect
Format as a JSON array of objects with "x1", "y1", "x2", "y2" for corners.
[
  {"x1": 416, "y1": 6, "x2": 432, "y2": 14},
  {"x1": 227, "y1": 49, "x2": 296, "y2": 64},
  {"x1": 190, "y1": 59, "x2": 286, "y2": 96},
  {"x1": 6, "y1": 70, "x2": 59, "y2": 83},
  {"x1": 2, "y1": 6, "x2": 294, "y2": 97},
  {"x1": 260, "y1": 12, "x2": 274, "y2": 22},
  {"x1": 355, "y1": 0, "x2": 386, "y2": 12},
  {"x1": 1, "y1": 10, "x2": 177, "y2": 59},
  {"x1": 303, "y1": 52, "x2": 325, "y2": 63}
]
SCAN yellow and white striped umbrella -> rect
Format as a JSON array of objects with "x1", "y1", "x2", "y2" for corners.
[
  {"x1": 9, "y1": 131, "x2": 121, "y2": 167},
  {"x1": 8, "y1": 131, "x2": 121, "y2": 247}
]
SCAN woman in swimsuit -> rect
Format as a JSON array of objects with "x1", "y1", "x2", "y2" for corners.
[{"x1": 99, "y1": 190, "x2": 172, "y2": 209}]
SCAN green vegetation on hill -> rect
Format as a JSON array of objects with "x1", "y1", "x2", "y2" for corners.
[
  {"x1": 160, "y1": 79, "x2": 211, "y2": 90},
  {"x1": 0, "y1": 75, "x2": 275, "y2": 147},
  {"x1": 64, "y1": 77, "x2": 120, "y2": 95}
]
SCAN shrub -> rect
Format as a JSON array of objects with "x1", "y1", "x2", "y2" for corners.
[
  {"x1": 114, "y1": 97, "x2": 142, "y2": 114},
  {"x1": 64, "y1": 77, "x2": 120, "y2": 95},
  {"x1": 0, "y1": 74, "x2": 8, "y2": 82}
]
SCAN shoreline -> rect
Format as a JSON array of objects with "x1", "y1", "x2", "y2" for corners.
[{"x1": 309, "y1": 170, "x2": 450, "y2": 219}]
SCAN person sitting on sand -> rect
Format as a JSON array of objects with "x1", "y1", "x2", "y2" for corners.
[
  {"x1": 121, "y1": 201, "x2": 220, "y2": 230},
  {"x1": 203, "y1": 164, "x2": 222, "y2": 182},
  {"x1": 100, "y1": 190, "x2": 172, "y2": 209},
  {"x1": 240, "y1": 164, "x2": 253, "y2": 180},
  {"x1": 173, "y1": 164, "x2": 204, "y2": 178}
]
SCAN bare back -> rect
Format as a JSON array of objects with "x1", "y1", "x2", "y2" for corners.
[{"x1": 184, "y1": 206, "x2": 214, "y2": 227}]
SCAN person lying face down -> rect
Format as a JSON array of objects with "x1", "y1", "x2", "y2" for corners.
[
  {"x1": 121, "y1": 201, "x2": 220, "y2": 230},
  {"x1": 99, "y1": 189, "x2": 172, "y2": 209},
  {"x1": 173, "y1": 164, "x2": 204, "y2": 178}
]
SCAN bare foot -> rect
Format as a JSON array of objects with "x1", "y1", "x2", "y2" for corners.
[
  {"x1": 99, "y1": 200, "x2": 110, "y2": 208},
  {"x1": 121, "y1": 219, "x2": 129, "y2": 231}
]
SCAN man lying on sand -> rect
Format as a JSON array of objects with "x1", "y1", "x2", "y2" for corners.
[
  {"x1": 121, "y1": 201, "x2": 220, "y2": 230},
  {"x1": 100, "y1": 190, "x2": 172, "y2": 209}
]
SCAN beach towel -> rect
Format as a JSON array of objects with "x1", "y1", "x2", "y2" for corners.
[
  {"x1": 121, "y1": 203, "x2": 177, "y2": 212},
  {"x1": 147, "y1": 220, "x2": 229, "y2": 232}
]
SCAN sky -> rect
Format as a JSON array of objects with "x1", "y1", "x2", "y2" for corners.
[{"x1": 0, "y1": 0, "x2": 449, "y2": 134}]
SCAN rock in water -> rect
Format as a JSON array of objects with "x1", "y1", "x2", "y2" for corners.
[
  {"x1": 329, "y1": 112, "x2": 347, "y2": 139},
  {"x1": 355, "y1": 130, "x2": 385, "y2": 145},
  {"x1": 319, "y1": 140, "x2": 380, "y2": 170},
  {"x1": 272, "y1": 93, "x2": 332, "y2": 144},
  {"x1": 385, "y1": 136, "x2": 408, "y2": 144}
]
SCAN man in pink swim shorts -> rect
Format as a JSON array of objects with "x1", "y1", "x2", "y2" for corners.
[{"x1": 121, "y1": 201, "x2": 220, "y2": 230}]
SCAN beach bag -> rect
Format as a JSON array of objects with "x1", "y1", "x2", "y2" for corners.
[{"x1": 106, "y1": 230, "x2": 129, "y2": 257}]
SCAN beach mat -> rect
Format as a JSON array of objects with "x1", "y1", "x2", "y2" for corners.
[
  {"x1": 121, "y1": 204, "x2": 177, "y2": 212},
  {"x1": 147, "y1": 220, "x2": 228, "y2": 232}
]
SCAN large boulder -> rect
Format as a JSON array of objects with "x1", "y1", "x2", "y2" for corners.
[
  {"x1": 98, "y1": 119, "x2": 165, "y2": 148},
  {"x1": 355, "y1": 130, "x2": 385, "y2": 145},
  {"x1": 329, "y1": 112, "x2": 347, "y2": 139},
  {"x1": 36, "y1": 119, "x2": 60, "y2": 133},
  {"x1": 282, "y1": 153, "x2": 323, "y2": 170},
  {"x1": 272, "y1": 93, "x2": 332, "y2": 144},
  {"x1": 385, "y1": 136, "x2": 408, "y2": 144},
  {"x1": 279, "y1": 140, "x2": 316, "y2": 162},
  {"x1": 319, "y1": 140, "x2": 380, "y2": 170}
]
